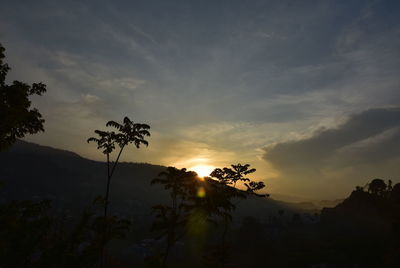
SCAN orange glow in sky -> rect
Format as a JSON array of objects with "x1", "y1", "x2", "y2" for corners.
[{"x1": 190, "y1": 164, "x2": 215, "y2": 177}]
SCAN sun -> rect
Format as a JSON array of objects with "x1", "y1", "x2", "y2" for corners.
[{"x1": 190, "y1": 165, "x2": 215, "y2": 177}]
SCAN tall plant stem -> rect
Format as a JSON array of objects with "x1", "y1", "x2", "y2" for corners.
[
  {"x1": 104, "y1": 153, "x2": 111, "y2": 217},
  {"x1": 101, "y1": 153, "x2": 111, "y2": 268},
  {"x1": 110, "y1": 145, "x2": 125, "y2": 178},
  {"x1": 103, "y1": 145, "x2": 124, "y2": 219},
  {"x1": 101, "y1": 146, "x2": 125, "y2": 267}
]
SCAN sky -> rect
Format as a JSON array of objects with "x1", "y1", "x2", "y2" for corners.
[{"x1": 1, "y1": 0, "x2": 400, "y2": 201}]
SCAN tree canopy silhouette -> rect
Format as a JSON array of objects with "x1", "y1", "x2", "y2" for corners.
[
  {"x1": 87, "y1": 116, "x2": 150, "y2": 218},
  {"x1": 207, "y1": 163, "x2": 267, "y2": 266},
  {"x1": 210, "y1": 163, "x2": 256, "y2": 188},
  {"x1": 368, "y1": 178, "x2": 387, "y2": 196},
  {"x1": 88, "y1": 116, "x2": 150, "y2": 267},
  {"x1": 0, "y1": 43, "x2": 46, "y2": 151}
]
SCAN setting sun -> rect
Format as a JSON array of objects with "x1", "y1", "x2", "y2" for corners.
[{"x1": 190, "y1": 165, "x2": 215, "y2": 177}]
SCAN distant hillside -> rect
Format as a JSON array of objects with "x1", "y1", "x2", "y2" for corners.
[
  {"x1": 289, "y1": 199, "x2": 344, "y2": 213},
  {"x1": 0, "y1": 140, "x2": 167, "y2": 217},
  {"x1": 0, "y1": 141, "x2": 297, "y2": 223}
]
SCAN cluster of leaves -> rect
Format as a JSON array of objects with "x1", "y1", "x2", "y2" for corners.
[
  {"x1": 106, "y1": 117, "x2": 150, "y2": 149},
  {"x1": 210, "y1": 163, "x2": 268, "y2": 196},
  {"x1": 210, "y1": 164, "x2": 255, "y2": 187},
  {"x1": 87, "y1": 117, "x2": 150, "y2": 157},
  {"x1": 0, "y1": 43, "x2": 46, "y2": 151}
]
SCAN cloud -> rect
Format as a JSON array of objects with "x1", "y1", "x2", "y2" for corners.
[
  {"x1": 81, "y1": 93, "x2": 100, "y2": 104},
  {"x1": 2, "y1": 0, "x2": 400, "y2": 200},
  {"x1": 263, "y1": 107, "x2": 400, "y2": 198}
]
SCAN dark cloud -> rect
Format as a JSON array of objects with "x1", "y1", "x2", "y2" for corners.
[{"x1": 263, "y1": 108, "x2": 400, "y2": 198}]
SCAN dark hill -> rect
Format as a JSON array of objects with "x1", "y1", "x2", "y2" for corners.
[
  {"x1": 0, "y1": 140, "x2": 296, "y2": 223},
  {"x1": 321, "y1": 187, "x2": 400, "y2": 227},
  {"x1": 0, "y1": 140, "x2": 167, "y2": 217},
  {"x1": 317, "y1": 187, "x2": 400, "y2": 267}
]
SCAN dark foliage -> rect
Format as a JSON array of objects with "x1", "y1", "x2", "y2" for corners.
[
  {"x1": 203, "y1": 164, "x2": 267, "y2": 267},
  {"x1": 210, "y1": 163, "x2": 256, "y2": 188},
  {"x1": 87, "y1": 116, "x2": 150, "y2": 218},
  {"x1": 0, "y1": 44, "x2": 46, "y2": 151},
  {"x1": 149, "y1": 164, "x2": 268, "y2": 267},
  {"x1": 0, "y1": 199, "x2": 130, "y2": 267},
  {"x1": 150, "y1": 167, "x2": 198, "y2": 266}
]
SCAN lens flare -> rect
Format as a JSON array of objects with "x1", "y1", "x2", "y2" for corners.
[{"x1": 197, "y1": 186, "x2": 206, "y2": 198}]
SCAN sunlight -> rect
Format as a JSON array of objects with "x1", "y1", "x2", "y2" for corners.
[{"x1": 190, "y1": 165, "x2": 215, "y2": 177}]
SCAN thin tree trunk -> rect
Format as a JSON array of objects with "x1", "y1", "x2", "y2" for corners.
[
  {"x1": 102, "y1": 146, "x2": 123, "y2": 268},
  {"x1": 104, "y1": 153, "x2": 111, "y2": 217},
  {"x1": 109, "y1": 145, "x2": 125, "y2": 178},
  {"x1": 101, "y1": 153, "x2": 110, "y2": 268}
]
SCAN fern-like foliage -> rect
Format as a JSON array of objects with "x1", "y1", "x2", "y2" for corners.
[
  {"x1": 210, "y1": 163, "x2": 256, "y2": 187},
  {"x1": 106, "y1": 116, "x2": 150, "y2": 149},
  {"x1": 87, "y1": 130, "x2": 116, "y2": 155}
]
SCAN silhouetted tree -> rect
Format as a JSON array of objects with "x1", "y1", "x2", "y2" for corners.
[
  {"x1": 150, "y1": 166, "x2": 257, "y2": 267},
  {"x1": 207, "y1": 163, "x2": 267, "y2": 267},
  {"x1": 244, "y1": 181, "x2": 269, "y2": 197},
  {"x1": 106, "y1": 116, "x2": 150, "y2": 179},
  {"x1": 211, "y1": 163, "x2": 256, "y2": 188},
  {"x1": 0, "y1": 43, "x2": 46, "y2": 151},
  {"x1": 87, "y1": 130, "x2": 116, "y2": 218},
  {"x1": 151, "y1": 167, "x2": 198, "y2": 267},
  {"x1": 87, "y1": 117, "x2": 150, "y2": 218},
  {"x1": 368, "y1": 178, "x2": 387, "y2": 196},
  {"x1": 196, "y1": 176, "x2": 246, "y2": 268},
  {"x1": 210, "y1": 163, "x2": 267, "y2": 198},
  {"x1": 87, "y1": 116, "x2": 150, "y2": 266}
]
